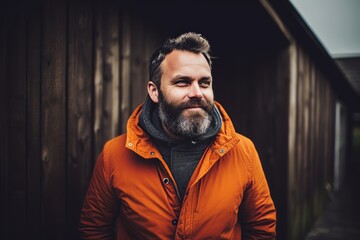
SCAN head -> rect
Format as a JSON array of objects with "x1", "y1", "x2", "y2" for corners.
[
  {"x1": 147, "y1": 32, "x2": 215, "y2": 140},
  {"x1": 149, "y1": 32, "x2": 212, "y2": 89}
]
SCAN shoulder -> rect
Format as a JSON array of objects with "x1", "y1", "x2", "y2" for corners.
[
  {"x1": 103, "y1": 134, "x2": 127, "y2": 153},
  {"x1": 233, "y1": 133, "x2": 257, "y2": 155},
  {"x1": 226, "y1": 133, "x2": 260, "y2": 172},
  {"x1": 102, "y1": 134, "x2": 129, "y2": 166},
  {"x1": 104, "y1": 134, "x2": 127, "y2": 153},
  {"x1": 102, "y1": 133, "x2": 146, "y2": 168}
]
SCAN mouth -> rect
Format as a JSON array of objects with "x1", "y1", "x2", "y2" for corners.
[
  {"x1": 184, "y1": 103, "x2": 204, "y2": 109},
  {"x1": 183, "y1": 107, "x2": 205, "y2": 115},
  {"x1": 184, "y1": 106, "x2": 204, "y2": 111}
]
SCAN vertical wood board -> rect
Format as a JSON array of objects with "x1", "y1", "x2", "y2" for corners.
[
  {"x1": 67, "y1": 1, "x2": 94, "y2": 239},
  {"x1": 26, "y1": 12, "x2": 42, "y2": 238},
  {"x1": 7, "y1": 16, "x2": 27, "y2": 240},
  {"x1": 41, "y1": 0, "x2": 67, "y2": 238}
]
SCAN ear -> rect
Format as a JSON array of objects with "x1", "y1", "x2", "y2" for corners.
[{"x1": 147, "y1": 81, "x2": 159, "y2": 103}]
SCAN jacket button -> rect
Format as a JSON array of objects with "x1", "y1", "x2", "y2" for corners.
[
  {"x1": 163, "y1": 178, "x2": 169, "y2": 184},
  {"x1": 219, "y1": 149, "x2": 225, "y2": 154},
  {"x1": 171, "y1": 219, "x2": 178, "y2": 225},
  {"x1": 150, "y1": 151, "x2": 155, "y2": 155}
]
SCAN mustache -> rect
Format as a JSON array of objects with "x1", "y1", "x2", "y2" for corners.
[{"x1": 179, "y1": 99, "x2": 212, "y2": 111}]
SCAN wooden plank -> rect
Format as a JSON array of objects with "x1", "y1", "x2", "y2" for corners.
[
  {"x1": 313, "y1": 68, "x2": 322, "y2": 216},
  {"x1": 302, "y1": 50, "x2": 310, "y2": 230},
  {"x1": 104, "y1": 5, "x2": 120, "y2": 138},
  {"x1": 93, "y1": 1, "x2": 105, "y2": 157},
  {"x1": 323, "y1": 79, "x2": 330, "y2": 182},
  {"x1": 259, "y1": 0, "x2": 293, "y2": 43},
  {"x1": 287, "y1": 42, "x2": 297, "y2": 218},
  {"x1": 131, "y1": 17, "x2": 147, "y2": 108},
  {"x1": 306, "y1": 53, "x2": 312, "y2": 235},
  {"x1": 320, "y1": 74, "x2": 327, "y2": 184},
  {"x1": 7, "y1": 15, "x2": 27, "y2": 240},
  {"x1": 0, "y1": 15, "x2": 9, "y2": 240},
  {"x1": 249, "y1": 53, "x2": 276, "y2": 179},
  {"x1": 274, "y1": 46, "x2": 290, "y2": 238},
  {"x1": 94, "y1": 2, "x2": 120, "y2": 156},
  {"x1": 293, "y1": 45, "x2": 303, "y2": 238},
  {"x1": 67, "y1": 1, "x2": 93, "y2": 239},
  {"x1": 41, "y1": 0, "x2": 67, "y2": 238},
  {"x1": 318, "y1": 74, "x2": 325, "y2": 185},
  {"x1": 324, "y1": 80, "x2": 332, "y2": 183},
  {"x1": 120, "y1": 11, "x2": 131, "y2": 133},
  {"x1": 26, "y1": 11, "x2": 42, "y2": 238},
  {"x1": 308, "y1": 59, "x2": 316, "y2": 220}
]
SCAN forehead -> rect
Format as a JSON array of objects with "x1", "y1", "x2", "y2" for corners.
[{"x1": 161, "y1": 50, "x2": 211, "y2": 77}]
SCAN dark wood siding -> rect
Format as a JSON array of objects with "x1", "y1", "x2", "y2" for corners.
[
  {"x1": 41, "y1": 0, "x2": 67, "y2": 238},
  {"x1": 7, "y1": 14, "x2": 27, "y2": 240},
  {"x1": 0, "y1": 2, "x2": 343, "y2": 240},
  {"x1": 1, "y1": 1, "x2": 160, "y2": 239},
  {"x1": 27, "y1": 7, "x2": 42, "y2": 238},
  {"x1": 67, "y1": 0, "x2": 94, "y2": 238},
  {"x1": 213, "y1": 47, "x2": 291, "y2": 240},
  {"x1": 287, "y1": 44, "x2": 336, "y2": 240}
]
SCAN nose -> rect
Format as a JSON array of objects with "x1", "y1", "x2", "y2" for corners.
[{"x1": 188, "y1": 83, "x2": 203, "y2": 99}]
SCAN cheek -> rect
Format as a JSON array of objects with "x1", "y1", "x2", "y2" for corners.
[
  {"x1": 163, "y1": 88, "x2": 188, "y2": 102},
  {"x1": 203, "y1": 90, "x2": 214, "y2": 102}
]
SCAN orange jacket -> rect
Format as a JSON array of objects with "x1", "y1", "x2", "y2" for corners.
[{"x1": 80, "y1": 102, "x2": 276, "y2": 239}]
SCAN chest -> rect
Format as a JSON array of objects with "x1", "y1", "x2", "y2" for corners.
[{"x1": 112, "y1": 151, "x2": 248, "y2": 239}]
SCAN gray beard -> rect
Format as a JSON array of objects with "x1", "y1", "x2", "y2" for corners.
[{"x1": 159, "y1": 105, "x2": 212, "y2": 140}]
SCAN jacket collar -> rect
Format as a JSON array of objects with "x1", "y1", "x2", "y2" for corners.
[
  {"x1": 138, "y1": 96, "x2": 222, "y2": 145},
  {"x1": 125, "y1": 99, "x2": 240, "y2": 160}
]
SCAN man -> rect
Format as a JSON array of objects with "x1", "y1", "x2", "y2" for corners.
[{"x1": 80, "y1": 32, "x2": 276, "y2": 239}]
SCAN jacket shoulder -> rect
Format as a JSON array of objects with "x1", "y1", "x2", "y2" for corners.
[
  {"x1": 104, "y1": 134, "x2": 126, "y2": 150},
  {"x1": 234, "y1": 133, "x2": 256, "y2": 153},
  {"x1": 229, "y1": 133, "x2": 260, "y2": 170},
  {"x1": 102, "y1": 134, "x2": 128, "y2": 162}
]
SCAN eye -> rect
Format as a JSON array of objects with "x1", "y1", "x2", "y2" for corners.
[
  {"x1": 175, "y1": 80, "x2": 190, "y2": 87},
  {"x1": 199, "y1": 80, "x2": 211, "y2": 88}
]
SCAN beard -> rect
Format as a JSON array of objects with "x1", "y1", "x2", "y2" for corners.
[{"x1": 158, "y1": 91, "x2": 214, "y2": 140}]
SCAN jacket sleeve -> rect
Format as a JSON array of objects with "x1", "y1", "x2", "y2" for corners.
[
  {"x1": 238, "y1": 144, "x2": 276, "y2": 239},
  {"x1": 79, "y1": 151, "x2": 119, "y2": 240}
]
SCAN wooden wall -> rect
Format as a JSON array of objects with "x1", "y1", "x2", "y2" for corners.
[
  {"x1": 213, "y1": 42, "x2": 337, "y2": 240},
  {"x1": 213, "y1": 47, "x2": 291, "y2": 239},
  {"x1": 287, "y1": 43, "x2": 336, "y2": 240},
  {"x1": 0, "y1": 1, "x2": 160, "y2": 239},
  {"x1": 1, "y1": 2, "x2": 339, "y2": 240}
]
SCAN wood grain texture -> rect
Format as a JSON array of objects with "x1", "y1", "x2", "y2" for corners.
[
  {"x1": 1, "y1": 2, "x2": 345, "y2": 240},
  {"x1": 26, "y1": 11, "x2": 42, "y2": 238},
  {"x1": 93, "y1": 1, "x2": 120, "y2": 156},
  {"x1": 67, "y1": 1, "x2": 94, "y2": 239},
  {"x1": 120, "y1": 11, "x2": 131, "y2": 133},
  {"x1": 7, "y1": 15, "x2": 27, "y2": 240},
  {"x1": 287, "y1": 45, "x2": 337, "y2": 239},
  {"x1": 131, "y1": 17, "x2": 146, "y2": 108},
  {"x1": 41, "y1": 0, "x2": 67, "y2": 238}
]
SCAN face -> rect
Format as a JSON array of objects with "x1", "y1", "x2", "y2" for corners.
[{"x1": 148, "y1": 50, "x2": 214, "y2": 139}]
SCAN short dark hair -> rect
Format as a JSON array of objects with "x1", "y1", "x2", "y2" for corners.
[{"x1": 149, "y1": 32, "x2": 212, "y2": 88}]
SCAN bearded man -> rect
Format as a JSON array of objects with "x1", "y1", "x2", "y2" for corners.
[{"x1": 80, "y1": 32, "x2": 276, "y2": 239}]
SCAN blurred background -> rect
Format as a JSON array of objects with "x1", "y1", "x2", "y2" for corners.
[{"x1": 1, "y1": 1, "x2": 359, "y2": 239}]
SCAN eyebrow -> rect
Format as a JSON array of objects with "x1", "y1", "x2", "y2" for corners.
[{"x1": 170, "y1": 75, "x2": 212, "y2": 82}]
